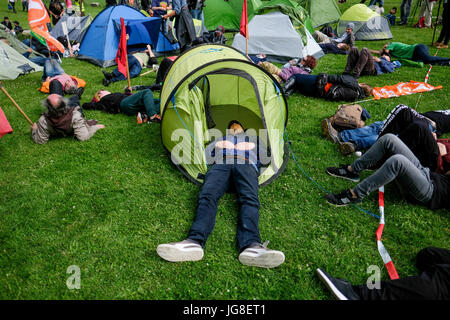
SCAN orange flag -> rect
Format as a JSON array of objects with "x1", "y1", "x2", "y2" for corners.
[
  {"x1": 372, "y1": 81, "x2": 442, "y2": 100},
  {"x1": 240, "y1": 0, "x2": 248, "y2": 39},
  {"x1": 28, "y1": 0, "x2": 65, "y2": 53}
]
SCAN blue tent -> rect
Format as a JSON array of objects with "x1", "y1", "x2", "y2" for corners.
[
  {"x1": 78, "y1": 5, "x2": 146, "y2": 67},
  {"x1": 78, "y1": 5, "x2": 176, "y2": 67}
]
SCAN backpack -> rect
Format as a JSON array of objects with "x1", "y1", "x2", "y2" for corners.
[{"x1": 330, "y1": 104, "x2": 365, "y2": 130}]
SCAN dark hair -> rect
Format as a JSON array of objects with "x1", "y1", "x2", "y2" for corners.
[
  {"x1": 380, "y1": 49, "x2": 391, "y2": 59},
  {"x1": 303, "y1": 55, "x2": 317, "y2": 70},
  {"x1": 227, "y1": 120, "x2": 244, "y2": 130},
  {"x1": 360, "y1": 83, "x2": 374, "y2": 97}
]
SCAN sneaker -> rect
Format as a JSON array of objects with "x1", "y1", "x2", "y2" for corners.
[
  {"x1": 339, "y1": 141, "x2": 356, "y2": 156},
  {"x1": 321, "y1": 118, "x2": 340, "y2": 144},
  {"x1": 156, "y1": 239, "x2": 204, "y2": 262},
  {"x1": 75, "y1": 87, "x2": 84, "y2": 99},
  {"x1": 102, "y1": 78, "x2": 111, "y2": 87},
  {"x1": 325, "y1": 189, "x2": 361, "y2": 207},
  {"x1": 130, "y1": 85, "x2": 144, "y2": 91},
  {"x1": 316, "y1": 268, "x2": 360, "y2": 300},
  {"x1": 149, "y1": 114, "x2": 161, "y2": 123},
  {"x1": 437, "y1": 44, "x2": 448, "y2": 49},
  {"x1": 326, "y1": 165, "x2": 360, "y2": 182},
  {"x1": 239, "y1": 241, "x2": 285, "y2": 268},
  {"x1": 102, "y1": 70, "x2": 112, "y2": 80},
  {"x1": 137, "y1": 112, "x2": 148, "y2": 124}
]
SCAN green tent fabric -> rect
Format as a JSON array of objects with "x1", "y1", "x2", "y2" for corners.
[
  {"x1": 0, "y1": 25, "x2": 44, "y2": 59},
  {"x1": 255, "y1": 0, "x2": 313, "y2": 42},
  {"x1": 300, "y1": 0, "x2": 341, "y2": 28},
  {"x1": 338, "y1": 4, "x2": 392, "y2": 40},
  {"x1": 203, "y1": 0, "x2": 262, "y2": 31},
  {"x1": 0, "y1": 40, "x2": 43, "y2": 80},
  {"x1": 160, "y1": 44, "x2": 289, "y2": 186}
]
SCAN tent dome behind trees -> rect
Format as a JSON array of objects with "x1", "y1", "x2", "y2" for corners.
[
  {"x1": 338, "y1": 4, "x2": 392, "y2": 40},
  {"x1": 160, "y1": 44, "x2": 289, "y2": 186},
  {"x1": 232, "y1": 12, "x2": 323, "y2": 62},
  {"x1": 202, "y1": 0, "x2": 262, "y2": 31}
]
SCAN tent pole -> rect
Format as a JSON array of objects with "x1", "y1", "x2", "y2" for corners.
[{"x1": 0, "y1": 81, "x2": 33, "y2": 126}]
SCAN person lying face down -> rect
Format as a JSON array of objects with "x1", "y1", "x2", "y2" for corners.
[{"x1": 31, "y1": 94, "x2": 105, "y2": 144}]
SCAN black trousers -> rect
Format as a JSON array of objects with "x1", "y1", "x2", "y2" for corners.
[
  {"x1": 355, "y1": 247, "x2": 450, "y2": 300},
  {"x1": 378, "y1": 105, "x2": 439, "y2": 172},
  {"x1": 438, "y1": 3, "x2": 450, "y2": 45}
]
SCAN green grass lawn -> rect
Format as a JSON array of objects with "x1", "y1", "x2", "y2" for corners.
[{"x1": 0, "y1": 0, "x2": 449, "y2": 300}]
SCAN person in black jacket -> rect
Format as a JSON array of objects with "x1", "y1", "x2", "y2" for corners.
[
  {"x1": 82, "y1": 89, "x2": 161, "y2": 123},
  {"x1": 282, "y1": 73, "x2": 373, "y2": 101},
  {"x1": 319, "y1": 42, "x2": 350, "y2": 55},
  {"x1": 317, "y1": 247, "x2": 450, "y2": 300}
]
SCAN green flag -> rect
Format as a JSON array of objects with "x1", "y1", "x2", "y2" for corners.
[{"x1": 30, "y1": 30, "x2": 47, "y2": 47}]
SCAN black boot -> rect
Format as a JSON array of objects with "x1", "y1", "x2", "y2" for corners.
[
  {"x1": 282, "y1": 77, "x2": 296, "y2": 97},
  {"x1": 102, "y1": 70, "x2": 113, "y2": 80}
]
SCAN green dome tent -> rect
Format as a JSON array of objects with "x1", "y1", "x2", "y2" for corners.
[
  {"x1": 300, "y1": 0, "x2": 341, "y2": 28},
  {"x1": 338, "y1": 4, "x2": 392, "y2": 40},
  {"x1": 160, "y1": 44, "x2": 289, "y2": 186},
  {"x1": 203, "y1": 0, "x2": 262, "y2": 31}
]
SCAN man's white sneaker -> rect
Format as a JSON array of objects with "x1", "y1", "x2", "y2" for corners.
[
  {"x1": 157, "y1": 239, "x2": 204, "y2": 262},
  {"x1": 238, "y1": 241, "x2": 285, "y2": 268}
]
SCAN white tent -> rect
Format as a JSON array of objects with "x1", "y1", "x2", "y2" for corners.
[
  {"x1": 232, "y1": 11, "x2": 323, "y2": 63},
  {"x1": 0, "y1": 41, "x2": 43, "y2": 80}
]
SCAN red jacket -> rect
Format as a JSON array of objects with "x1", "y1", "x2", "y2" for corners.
[{"x1": 436, "y1": 139, "x2": 450, "y2": 174}]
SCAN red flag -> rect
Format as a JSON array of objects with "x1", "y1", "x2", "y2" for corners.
[
  {"x1": 240, "y1": 0, "x2": 248, "y2": 39},
  {"x1": 0, "y1": 107, "x2": 13, "y2": 139},
  {"x1": 115, "y1": 18, "x2": 128, "y2": 77}
]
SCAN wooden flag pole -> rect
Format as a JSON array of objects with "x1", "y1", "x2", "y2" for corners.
[
  {"x1": 0, "y1": 81, "x2": 33, "y2": 125},
  {"x1": 61, "y1": 21, "x2": 73, "y2": 57},
  {"x1": 125, "y1": 34, "x2": 132, "y2": 93}
]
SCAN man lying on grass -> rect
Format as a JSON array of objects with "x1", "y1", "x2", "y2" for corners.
[
  {"x1": 325, "y1": 133, "x2": 449, "y2": 211},
  {"x1": 31, "y1": 94, "x2": 105, "y2": 144},
  {"x1": 81, "y1": 89, "x2": 161, "y2": 123},
  {"x1": 157, "y1": 120, "x2": 285, "y2": 268}
]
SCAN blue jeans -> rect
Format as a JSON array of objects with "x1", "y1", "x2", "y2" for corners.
[
  {"x1": 119, "y1": 89, "x2": 160, "y2": 117},
  {"x1": 43, "y1": 59, "x2": 65, "y2": 81},
  {"x1": 339, "y1": 121, "x2": 384, "y2": 151},
  {"x1": 351, "y1": 134, "x2": 434, "y2": 205},
  {"x1": 188, "y1": 163, "x2": 261, "y2": 251},
  {"x1": 110, "y1": 55, "x2": 142, "y2": 82},
  {"x1": 413, "y1": 44, "x2": 450, "y2": 65}
]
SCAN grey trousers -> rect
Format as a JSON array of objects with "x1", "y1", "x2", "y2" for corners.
[
  {"x1": 400, "y1": 0, "x2": 414, "y2": 24},
  {"x1": 351, "y1": 134, "x2": 434, "y2": 204}
]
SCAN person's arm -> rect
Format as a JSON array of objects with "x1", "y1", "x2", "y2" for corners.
[
  {"x1": 71, "y1": 109, "x2": 104, "y2": 141},
  {"x1": 31, "y1": 116, "x2": 51, "y2": 144}
]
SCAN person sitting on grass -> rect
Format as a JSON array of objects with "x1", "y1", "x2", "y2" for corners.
[
  {"x1": 81, "y1": 88, "x2": 161, "y2": 123},
  {"x1": 319, "y1": 42, "x2": 350, "y2": 55},
  {"x1": 313, "y1": 23, "x2": 355, "y2": 48},
  {"x1": 156, "y1": 120, "x2": 285, "y2": 268},
  {"x1": 258, "y1": 55, "x2": 317, "y2": 84},
  {"x1": 324, "y1": 133, "x2": 449, "y2": 211},
  {"x1": 31, "y1": 93, "x2": 105, "y2": 144},
  {"x1": 101, "y1": 45, "x2": 158, "y2": 86},
  {"x1": 282, "y1": 72, "x2": 373, "y2": 101},
  {"x1": 344, "y1": 47, "x2": 398, "y2": 78},
  {"x1": 316, "y1": 246, "x2": 450, "y2": 300},
  {"x1": 374, "y1": 42, "x2": 450, "y2": 66},
  {"x1": 385, "y1": 7, "x2": 397, "y2": 26}
]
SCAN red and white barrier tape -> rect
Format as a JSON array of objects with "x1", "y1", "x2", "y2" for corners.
[{"x1": 376, "y1": 187, "x2": 399, "y2": 280}]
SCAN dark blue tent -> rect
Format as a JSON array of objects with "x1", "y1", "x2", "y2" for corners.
[
  {"x1": 78, "y1": 5, "x2": 174, "y2": 67},
  {"x1": 112, "y1": 17, "x2": 161, "y2": 50}
]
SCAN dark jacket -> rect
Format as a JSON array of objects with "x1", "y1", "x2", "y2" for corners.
[
  {"x1": 316, "y1": 73, "x2": 366, "y2": 101},
  {"x1": 82, "y1": 93, "x2": 128, "y2": 114}
]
